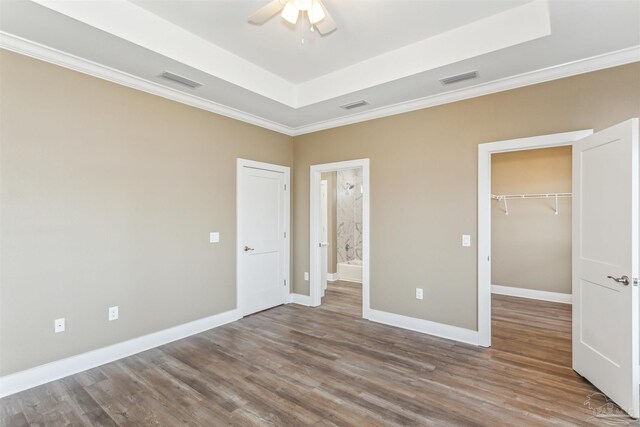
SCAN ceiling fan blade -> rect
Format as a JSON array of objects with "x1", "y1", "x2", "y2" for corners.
[
  {"x1": 248, "y1": 0, "x2": 286, "y2": 25},
  {"x1": 314, "y1": 0, "x2": 336, "y2": 35}
]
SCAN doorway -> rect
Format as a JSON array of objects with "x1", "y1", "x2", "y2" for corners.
[
  {"x1": 319, "y1": 168, "x2": 364, "y2": 317},
  {"x1": 310, "y1": 159, "x2": 370, "y2": 318},
  {"x1": 477, "y1": 121, "x2": 639, "y2": 418},
  {"x1": 490, "y1": 146, "x2": 573, "y2": 372},
  {"x1": 477, "y1": 129, "x2": 592, "y2": 346},
  {"x1": 237, "y1": 159, "x2": 290, "y2": 316}
]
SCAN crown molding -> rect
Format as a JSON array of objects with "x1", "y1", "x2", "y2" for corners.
[
  {"x1": 291, "y1": 45, "x2": 640, "y2": 136},
  {"x1": 1, "y1": 31, "x2": 638, "y2": 138},
  {"x1": 0, "y1": 32, "x2": 296, "y2": 136}
]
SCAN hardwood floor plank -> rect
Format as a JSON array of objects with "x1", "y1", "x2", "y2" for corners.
[{"x1": 2, "y1": 281, "x2": 636, "y2": 426}]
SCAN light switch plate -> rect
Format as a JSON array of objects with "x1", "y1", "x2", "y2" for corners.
[
  {"x1": 54, "y1": 318, "x2": 65, "y2": 333},
  {"x1": 209, "y1": 232, "x2": 220, "y2": 243},
  {"x1": 462, "y1": 234, "x2": 471, "y2": 247},
  {"x1": 304, "y1": 272, "x2": 309, "y2": 281}
]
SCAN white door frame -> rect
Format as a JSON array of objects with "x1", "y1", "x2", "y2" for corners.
[
  {"x1": 477, "y1": 130, "x2": 592, "y2": 347},
  {"x1": 237, "y1": 158, "x2": 290, "y2": 316},
  {"x1": 310, "y1": 159, "x2": 370, "y2": 317},
  {"x1": 320, "y1": 179, "x2": 329, "y2": 296}
]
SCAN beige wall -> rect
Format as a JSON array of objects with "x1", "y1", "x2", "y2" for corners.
[
  {"x1": 320, "y1": 172, "x2": 337, "y2": 274},
  {"x1": 292, "y1": 63, "x2": 640, "y2": 330},
  {"x1": 0, "y1": 50, "x2": 293, "y2": 376},
  {"x1": 2, "y1": 48, "x2": 640, "y2": 376},
  {"x1": 491, "y1": 147, "x2": 572, "y2": 294}
]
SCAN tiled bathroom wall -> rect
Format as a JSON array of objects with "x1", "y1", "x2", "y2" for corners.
[{"x1": 337, "y1": 168, "x2": 363, "y2": 263}]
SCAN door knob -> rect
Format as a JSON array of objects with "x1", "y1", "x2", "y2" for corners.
[
  {"x1": 244, "y1": 246, "x2": 255, "y2": 252},
  {"x1": 607, "y1": 275, "x2": 630, "y2": 286}
]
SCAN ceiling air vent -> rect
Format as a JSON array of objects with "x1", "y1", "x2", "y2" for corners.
[
  {"x1": 159, "y1": 71, "x2": 202, "y2": 89},
  {"x1": 439, "y1": 71, "x2": 478, "y2": 86},
  {"x1": 340, "y1": 100, "x2": 369, "y2": 110}
]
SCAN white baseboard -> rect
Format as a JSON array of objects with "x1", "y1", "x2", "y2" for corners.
[
  {"x1": 0, "y1": 308, "x2": 241, "y2": 398},
  {"x1": 339, "y1": 278, "x2": 363, "y2": 284},
  {"x1": 289, "y1": 293, "x2": 312, "y2": 306},
  {"x1": 367, "y1": 309, "x2": 479, "y2": 346},
  {"x1": 327, "y1": 273, "x2": 338, "y2": 282},
  {"x1": 491, "y1": 284, "x2": 572, "y2": 304}
]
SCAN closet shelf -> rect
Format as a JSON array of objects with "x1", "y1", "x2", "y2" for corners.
[{"x1": 491, "y1": 193, "x2": 572, "y2": 215}]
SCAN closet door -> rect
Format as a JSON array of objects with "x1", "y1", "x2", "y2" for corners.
[{"x1": 572, "y1": 118, "x2": 638, "y2": 418}]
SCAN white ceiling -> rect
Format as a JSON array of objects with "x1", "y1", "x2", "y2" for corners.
[
  {"x1": 130, "y1": 0, "x2": 531, "y2": 83},
  {"x1": 1, "y1": 0, "x2": 639, "y2": 135}
]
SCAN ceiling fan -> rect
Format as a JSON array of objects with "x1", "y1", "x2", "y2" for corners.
[{"x1": 249, "y1": 0, "x2": 337, "y2": 35}]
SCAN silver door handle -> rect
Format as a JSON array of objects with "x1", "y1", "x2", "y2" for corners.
[
  {"x1": 244, "y1": 246, "x2": 254, "y2": 252},
  {"x1": 607, "y1": 275, "x2": 630, "y2": 286}
]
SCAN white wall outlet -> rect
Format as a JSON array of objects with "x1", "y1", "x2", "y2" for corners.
[
  {"x1": 462, "y1": 234, "x2": 471, "y2": 247},
  {"x1": 304, "y1": 272, "x2": 309, "y2": 281},
  {"x1": 108, "y1": 306, "x2": 119, "y2": 321},
  {"x1": 54, "y1": 318, "x2": 65, "y2": 333},
  {"x1": 416, "y1": 288, "x2": 424, "y2": 300},
  {"x1": 209, "y1": 232, "x2": 220, "y2": 243}
]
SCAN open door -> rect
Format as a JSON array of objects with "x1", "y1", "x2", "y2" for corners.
[
  {"x1": 573, "y1": 118, "x2": 639, "y2": 418},
  {"x1": 320, "y1": 180, "x2": 329, "y2": 297}
]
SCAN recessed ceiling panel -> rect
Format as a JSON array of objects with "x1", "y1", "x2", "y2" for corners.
[{"x1": 131, "y1": 0, "x2": 532, "y2": 83}]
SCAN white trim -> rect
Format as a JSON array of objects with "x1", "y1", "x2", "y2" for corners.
[
  {"x1": 0, "y1": 309, "x2": 240, "y2": 398},
  {"x1": 310, "y1": 159, "x2": 370, "y2": 318},
  {"x1": 236, "y1": 159, "x2": 291, "y2": 317},
  {"x1": 0, "y1": 32, "x2": 295, "y2": 136},
  {"x1": 292, "y1": 47, "x2": 640, "y2": 135},
  {"x1": 327, "y1": 273, "x2": 339, "y2": 282},
  {"x1": 368, "y1": 309, "x2": 479, "y2": 346},
  {"x1": 492, "y1": 284, "x2": 572, "y2": 304},
  {"x1": 296, "y1": 0, "x2": 551, "y2": 107},
  {"x1": 26, "y1": 1, "x2": 296, "y2": 107},
  {"x1": 289, "y1": 293, "x2": 313, "y2": 306},
  {"x1": 477, "y1": 129, "x2": 593, "y2": 347},
  {"x1": 2, "y1": 31, "x2": 637, "y2": 137}
]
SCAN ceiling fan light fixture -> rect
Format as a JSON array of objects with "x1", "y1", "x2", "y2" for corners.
[
  {"x1": 308, "y1": 0, "x2": 325, "y2": 24},
  {"x1": 281, "y1": 0, "x2": 299, "y2": 24}
]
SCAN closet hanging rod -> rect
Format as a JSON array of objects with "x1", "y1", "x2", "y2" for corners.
[
  {"x1": 491, "y1": 193, "x2": 572, "y2": 200},
  {"x1": 491, "y1": 193, "x2": 572, "y2": 215}
]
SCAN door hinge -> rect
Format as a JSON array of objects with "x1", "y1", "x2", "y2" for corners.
[
  {"x1": 634, "y1": 278, "x2": 639, "y2": 287},
  {"x1": 284, "y1": 279, "x2": 287, "y2": 287},
  {"x1": 284, "y1": 232, "x2": 286, "y2": 238},
  {"x1": 284, "y1": 184, "x2": 287, "y2": 191}
]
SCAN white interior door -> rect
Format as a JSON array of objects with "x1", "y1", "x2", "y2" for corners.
[
  {"x1": 573, "y1": 118, "x2": 639, "y2": 418},
  {"x1": 239, "y1": 166, "x2": 287, "y2": 316},
  {"x1": 320, "y1": 180, "x2": 329, "y2": 296}
]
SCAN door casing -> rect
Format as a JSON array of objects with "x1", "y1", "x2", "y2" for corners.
[
  {"x1": 236, "y1": 158, "x2": 290, "y2": 316},
  {"x1": 310, "y1": 159, "x2": 370, "y2": 316},
  {"x1": 477, "y1": 129, "x2": 593, "y2": 347}
]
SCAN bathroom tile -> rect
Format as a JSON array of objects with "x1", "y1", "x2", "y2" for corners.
[{"x1": 337, "y1": 168, "x2": 363, "y2": 265}]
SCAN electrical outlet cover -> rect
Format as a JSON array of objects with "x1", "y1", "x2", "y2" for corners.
[{"x1": 54, "y1": 318, "x2": 65, "y2": 333}]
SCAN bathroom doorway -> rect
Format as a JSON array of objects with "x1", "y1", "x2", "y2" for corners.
[
  {"x1": 310, "y1": 159, "x2": 370, "y2": 318},
  {"x1": 319, "y1": 168, "x2": 364, "y2": 317}
]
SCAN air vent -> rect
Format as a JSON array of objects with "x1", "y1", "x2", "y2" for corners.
[
  {"x1": 340, "y1": 100, "x2": 369, "y2": 110},
  {"x1": 159, "y1": 71, "x2": 202, "y2": 89},
  {"x1": 439, "y1": 71, "x2": 478, "y2": 86}
]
